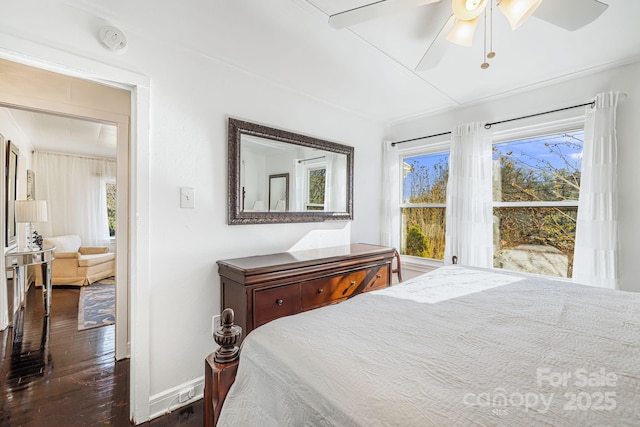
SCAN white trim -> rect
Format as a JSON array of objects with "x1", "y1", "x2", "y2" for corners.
[
  {"x1": 492, "y1": 115, "x2": 585, "y2": 142},
  {"x1": 0, "y1": 35, "x2": 152, "y2": 424},
  {"x1": 400, "y1": 203, "x2": 446, "y2": 208},
  {"x1": 148, "y1": 376, "x2": 205, "y2": 421},
  {"x1": 493, "y1": 201, "x2": 579, "y2": 208},
  {"x1": 397, "y1": 139, "x2": 450, "y2": 156},
  {"x1": 401, "y1": 255, "x2": 443, "y2": 275},
  {"x1": 402, "y1": 255, "x2": 444, "y2": 269},
  {"x1": 149, "y1": 376, "x2": 204, "y2": 420}
]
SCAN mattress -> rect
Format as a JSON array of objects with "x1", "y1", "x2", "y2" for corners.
[{"x1": 218, "y1": 266, "x2": 640, "y2": 426}]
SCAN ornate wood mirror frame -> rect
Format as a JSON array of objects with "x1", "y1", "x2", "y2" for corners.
[{"x1": 228, "y1": 118, "x2": 354, "y2": 225}]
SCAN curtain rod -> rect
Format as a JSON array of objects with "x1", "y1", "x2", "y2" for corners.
[
  {"x1": 34, "y1": 150, "x2": 116, "y2": 162},
  {"x1": 390, "y1": 100, "x2": 596, "y2": 146},
  {"x1": 298, "y1": 155, "x2": 325, "y2": 163}
]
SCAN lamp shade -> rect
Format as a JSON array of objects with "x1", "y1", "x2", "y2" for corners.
[
  {"x1": 498, "y1": 0, "x2": 543, "y2": 30},
  {"x1": 446, "y1": 17, "x2": 480, "y2": 46},
  {"x1": 274, "y1": 199, "x2": 286, "y2": 212},
  {"x1": 15, "y1": 200, "x2": 48, "y2": 223}
]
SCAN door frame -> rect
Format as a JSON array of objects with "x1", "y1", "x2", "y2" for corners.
[{"x1": 0, "y1": 36, "x2": 152, "y2": 423}]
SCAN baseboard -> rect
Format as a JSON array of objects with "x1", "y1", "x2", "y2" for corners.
[{"x1": 148, "y1": 376, "x2": 205, "y2": 421}]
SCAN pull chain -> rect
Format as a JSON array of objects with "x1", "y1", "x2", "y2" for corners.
[
  {"x1": 481, "y1": 7, "x2": 489, "y2": 68},
  {"x1": 488, "y1": 0, "x2": 496, "y2": 59},
  {"x1": 481, "y1": 0, "x2": 496, "y2": 69}
]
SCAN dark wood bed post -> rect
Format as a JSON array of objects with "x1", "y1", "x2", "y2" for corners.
[{"x1": 204, "y1": 308, "x2": 242, "y2": 427}]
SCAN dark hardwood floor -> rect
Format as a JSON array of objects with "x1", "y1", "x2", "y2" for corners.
[{"x1": 1, "y1": 283, "x2": 202, "y2": 426}]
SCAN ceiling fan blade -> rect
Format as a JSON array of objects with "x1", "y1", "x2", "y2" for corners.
[
  {"x1": 329, "y1": 0, "x2": 441, "y2": 29},
  {"x1": 415, "y1": 14, "x2": 455, "y2": 71},
  {"x1": 533, "y1": 0, "x2": 608, "y2": 31}
]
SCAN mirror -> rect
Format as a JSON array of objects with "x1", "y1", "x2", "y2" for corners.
[
  {"x1": 5, "y1": 139, "x2": 19, "y2": 246},
  {"x1": 228, "y1": 118, "x2": 353, "y2": 225}
]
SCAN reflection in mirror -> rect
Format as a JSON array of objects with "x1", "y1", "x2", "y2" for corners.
[
  {"x1": 240, "y1": 136, "x2": 348, "y2": 213},
  {"x1": 6, "y1": 139, "x2": 19, "y2": 246},
  {"x1": 269, "y1": 174, "x2": 289, "y2": 212},
  {"x1": 228, "y1": 119, "x2": 353, "y2": 225}
]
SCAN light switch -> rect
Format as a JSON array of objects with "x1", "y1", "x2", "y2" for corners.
[{"x1": 180, "y1": 187, "x2": 195, "y2": 208}]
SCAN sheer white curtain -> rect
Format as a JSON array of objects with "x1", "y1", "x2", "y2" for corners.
[
  {"x1": 334, "y1": 155, "x2": 347, "y2": 212},
  {"x1": 573, "y1": 91, "x2": 621, "y2": 289},
  {"x1": 381, "y1": 141, "x2": 400, "y2": 250},
  {"x1": 324, "y1": 153, "x2": 346, "y2": 212},
  {"x1": 34, "y1": 152, "x2": 116, "y2": 247},
  {"x1": 293, "y1": 158, "x2": 306, "y2": 211},
  {"x1": 444, "y1": 122, "x2": 493, "y2": 267}
]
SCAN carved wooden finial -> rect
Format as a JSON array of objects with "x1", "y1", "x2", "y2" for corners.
[{"x1": 214, "y1": 308, "x2": 242, "y2": 363}]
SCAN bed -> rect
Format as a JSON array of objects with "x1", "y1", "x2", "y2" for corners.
[{"x1": 211, "y1": 265, "x2": 640, "y2": 426}]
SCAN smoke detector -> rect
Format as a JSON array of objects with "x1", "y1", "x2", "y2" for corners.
[{"x1": 98, "y1": 26, "x2": 127, "y2": 52}]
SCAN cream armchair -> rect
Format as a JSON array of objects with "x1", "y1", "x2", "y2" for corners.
[{"x1": 35, "y1": 234, "x2": 115, "y2": 286}]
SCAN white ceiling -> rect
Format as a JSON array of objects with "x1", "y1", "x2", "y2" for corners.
[
  {"x1": 97, "y1": 0, "x2": 640, "y2": 122},
  {"x1": 69, "y1": 0, "x2": 640, "y2": 124},
  {"x1": 6, "y1": 0, "x2": 640, "y2": 156},
  {"x1": 5, "y1": 107, "x2": 117, "y2": 158}
]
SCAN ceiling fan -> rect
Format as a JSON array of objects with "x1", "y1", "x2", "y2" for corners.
[{"x1": 327, "y1": 0, "x2": 609, "y2": 70}]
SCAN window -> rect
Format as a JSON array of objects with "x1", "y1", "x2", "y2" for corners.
[
  {"x1": 492, "y1": 130, "x2": 583, "y2": 278},
  {"x1": 106, "y1": 182, "x2": 116, "y2": 237},
  {"x1": 400, "y1": 151, "x2": 449, "y2": 260},
  {"x1": 396, "y1": 127, "x2": 584, "y2": 278},
  {"x1": 306, "y1": 167, "x2": 326, "y2": 211}
]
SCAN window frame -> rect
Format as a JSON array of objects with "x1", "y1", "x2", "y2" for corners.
[
  {"x1": 491, "y1": 117, "x2": 585, "y2": 278},
  {"x1": 394, "y1": 115, "x2": 586, "y2": 274},
  {"x1": 398, "y1": 140, "x2": 450, "y2": 265},
  {"x1": 105, "y1": 179, "x2": 117, "y2": 240},
  {"x1": 305, "y1": 164, "x2": 327, "y2": 211},
  {"x1": 491, "y1": 119, "x2": 585, "y2": 211}
]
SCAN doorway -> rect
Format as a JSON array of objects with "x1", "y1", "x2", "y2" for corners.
[
  {"x1": 0, "y1": 59, "x2": 130, "y2": 360},
  {"x1": 0, "y1": 50, "x2": 152, "y2": 422}
]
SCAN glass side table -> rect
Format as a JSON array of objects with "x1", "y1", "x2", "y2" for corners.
[{"x1": 5, "y1": 246, "x2": 55, "y2": 328}]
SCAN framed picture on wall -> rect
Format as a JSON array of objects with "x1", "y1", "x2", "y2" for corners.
[
  {"x1": 5, "y1": 139, "x2": 19, "y2": 247},
  {"x1": 27, "y1": 169, "x2": 35, "y2": 200}
]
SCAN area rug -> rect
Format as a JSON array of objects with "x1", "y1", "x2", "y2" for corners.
[{"x1": 78, "y1": 282, "x2": 115, "y2": 331}]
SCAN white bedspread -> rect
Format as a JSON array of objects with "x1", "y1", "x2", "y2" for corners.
[{"x1": 218, "y1": 266, "x2": 640, "y2": 426}]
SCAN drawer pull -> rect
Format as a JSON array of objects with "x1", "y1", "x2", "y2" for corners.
[
  {"x1": 276, "y1": 299, "x2": 284, "y2": 306},
  {"x1": 376, "y1": 274, "x2": 382, "y2": 279},
  {"x1": 350, "y1": 281, "x2": 356, "y2": 287},
  {"x1": 317, "y1": 289, "x2": 324, "y2": 294}
]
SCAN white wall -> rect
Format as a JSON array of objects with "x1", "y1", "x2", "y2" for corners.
[
  {"x1": 142, "y1": 44, "x2": 384, "y2": 394},
  {"x1": 389, "y1": 60, "x2": 640, "y2": 293},
  {"x1": 0, "y1": 3, "x2": 385, "y2": 419},
  {"x1": 0, "y1": 108, "x2": 34, "y2": 329}
]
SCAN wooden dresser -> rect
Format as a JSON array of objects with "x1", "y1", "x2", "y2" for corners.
[{"x1": 217, "y1": 243, "x2": 396, "y2": 338}]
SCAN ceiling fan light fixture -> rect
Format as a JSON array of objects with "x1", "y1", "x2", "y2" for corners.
[
  {"x1": 446, "y1": 17, "x2": 480, "y2": 46},
  {"x1": 452, "y1": 0, "x2": 488, "y2": 20},
  {"x1": 498, "y1": 0, "x2": 543, "y2": 30}
]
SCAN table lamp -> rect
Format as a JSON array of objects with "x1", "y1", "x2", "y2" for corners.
[{"x1": 15, "y1": 200, "x2": 48, "y2": 251}]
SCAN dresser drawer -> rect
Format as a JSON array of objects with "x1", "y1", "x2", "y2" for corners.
[
  {"x1": 301, "y1": 264, "x2": 390, "y2": 309},
  {"x1": 363, "y1": 264, "x2": 389, "y2": 292},
  {"x1": 253, "y1": 284, "x2": 301, "y2": 328}
]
